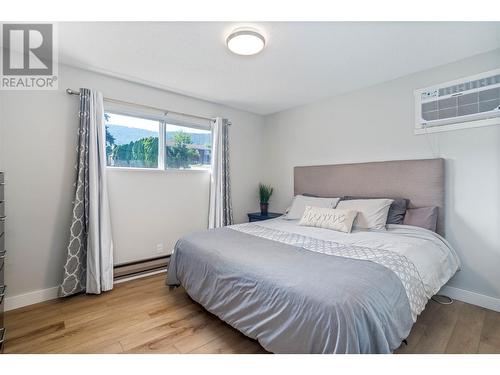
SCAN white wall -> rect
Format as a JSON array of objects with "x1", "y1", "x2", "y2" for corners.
[
  {"x1": 263, "y1": 49, "x2": 500, "y2": 301},
  {"x1": 1, "y1": 65, "x2": 265, "y2": 299}
]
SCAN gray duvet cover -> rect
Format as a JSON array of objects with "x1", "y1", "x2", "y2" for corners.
[{"x1": 167, "y1": 226, "x2": 414, "y2": 354}]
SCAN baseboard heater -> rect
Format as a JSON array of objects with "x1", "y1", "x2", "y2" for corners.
[{"x1": 113, "y1": 255, "x2": 170, "y2": 281}]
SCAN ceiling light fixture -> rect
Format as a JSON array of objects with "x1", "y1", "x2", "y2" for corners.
[{"x1": 226, "y1": 28, "x2": 265, "y2": 56}]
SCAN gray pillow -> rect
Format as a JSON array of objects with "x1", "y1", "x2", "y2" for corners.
[
  {"x1": 343, "y1": 196, "x2": 409, "y2": 225},
  {"x1": 403, "y1": 207, "x2": 438, "y2": 232}
]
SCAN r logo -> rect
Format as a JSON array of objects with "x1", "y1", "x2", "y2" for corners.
[{"x1": 2, "y1": 24, "x2": 53, "y2": 76}]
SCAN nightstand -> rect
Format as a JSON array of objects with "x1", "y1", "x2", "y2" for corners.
[{"x1": 247, "y1": 212, "x2": 282, "y2": 222}]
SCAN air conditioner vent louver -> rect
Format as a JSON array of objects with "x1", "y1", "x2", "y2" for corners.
[
  {"x1": 415, "y1": 69, "x2": 500, "y2": 134},
  {"x1": 437, "y1": 74, "x2": 500, "y2": 96}
]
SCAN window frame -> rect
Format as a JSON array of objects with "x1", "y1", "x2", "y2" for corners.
[{"x1": 104, "y1": 102, "x2": 213, "y2": 172}]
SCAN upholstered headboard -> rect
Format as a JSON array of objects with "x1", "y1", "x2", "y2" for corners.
[{"x1": 294, "y1": 158, "x2": 445, "y2": 235}]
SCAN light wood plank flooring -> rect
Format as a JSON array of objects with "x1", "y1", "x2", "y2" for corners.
[{"x1": 4, "y1": 274, "x2": 500, "y2": 354}]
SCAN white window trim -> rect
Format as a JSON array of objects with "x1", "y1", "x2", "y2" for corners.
[
  {"x1": 105, "y1": 101, "x2": 167, "y2": 122},
  {"x1": 158, "y1": 120, "x2": 166, "y2": 170},
  {"x1": 106, "y1": 166, "x2": 209, "y2": 174},
  {"x1": 104, "y1": 103, "x2": 213, "y2": 172}
]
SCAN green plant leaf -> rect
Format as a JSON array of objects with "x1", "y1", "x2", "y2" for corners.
[{"x1": 259, "y1": 183, "x2": 274, "y2": 203}]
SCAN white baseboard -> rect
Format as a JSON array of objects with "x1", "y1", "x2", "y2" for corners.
[
  {"x1": 439, "y1": 286, "x2": 500, "y2": 312},
  {"x1": 6, "y1": 280, "x2": 500, "y2": 313},
  {"x1": 4, "y1": 269, "x2": 168, "y2": 312},
  {"x1": 4, "y1": 286, "x2": 60, "y2": 311}
]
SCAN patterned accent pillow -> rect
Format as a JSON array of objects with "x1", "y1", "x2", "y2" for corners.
[{"x1": 299, "y1": 206, "x2": 358, "y2": 233}]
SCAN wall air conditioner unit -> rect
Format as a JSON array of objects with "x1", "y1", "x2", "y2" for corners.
[{"x1": 414, "y1": 68, "x2": 500, "y2": 134}]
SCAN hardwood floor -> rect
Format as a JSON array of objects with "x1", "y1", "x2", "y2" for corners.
[{"x1": 4, "y1": 274, "x2": 500, "y2": 354}]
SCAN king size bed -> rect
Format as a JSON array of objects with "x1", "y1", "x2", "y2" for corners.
[{"x1": 166, "y1": 158, "x2": 460, "y2": 354}]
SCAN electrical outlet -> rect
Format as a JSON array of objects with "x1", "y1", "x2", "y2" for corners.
[{"x1": 156, "y1": 243, "x2": 164, "y2": 254}]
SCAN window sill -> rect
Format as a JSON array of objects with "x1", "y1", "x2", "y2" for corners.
[{"x1": 106, "y1": 166, "x2": 211, "y2": 173}]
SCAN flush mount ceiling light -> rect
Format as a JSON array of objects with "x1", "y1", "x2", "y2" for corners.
[{"x1": 226, "y1": 28, "x2": 265, "y2": 56}]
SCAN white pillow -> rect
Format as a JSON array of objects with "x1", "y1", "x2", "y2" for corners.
[
  {"x1": 299, "y1": 206, "x2": 358, "y2": 233},
  {"x1": 284, "y1": 195, "x2": 340, "y2": 220},
  {"x1": 336, "y1": 198, "x2": 393, "y2": 230}
]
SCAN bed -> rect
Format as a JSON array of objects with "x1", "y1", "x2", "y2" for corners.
[{"x1": 166, "y1": 158, "x2": 460, "y2": 354}]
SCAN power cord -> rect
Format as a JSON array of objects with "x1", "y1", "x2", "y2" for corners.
[
  {"x1": 400, "y1": 294, "x2": 453, "y2": 348},
  {"x1": 423, "y1": 123, "x2": 440, "y2": 158},
  {"x1": 431, "y1": 294, "x2": 454, "y2": 305}
]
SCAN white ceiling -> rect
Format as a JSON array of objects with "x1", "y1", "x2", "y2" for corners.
[{"x1": 58, "y1": 22, "x2": 500, "y2": 115}]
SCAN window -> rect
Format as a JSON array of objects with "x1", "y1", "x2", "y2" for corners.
[
  {"x1": 104, "y1": 108, "x2": 212, "y2": 170},
  {"x1": 105, "y1": 112, "x2": 159, "y2": 168},
  {"x1": 165, "y1": 124, "x2": 211, "y2": 170}
]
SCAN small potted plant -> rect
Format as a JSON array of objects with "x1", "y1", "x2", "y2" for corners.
[{"x1": 259, "y1": 183, "x2": 274, "y2": 216}]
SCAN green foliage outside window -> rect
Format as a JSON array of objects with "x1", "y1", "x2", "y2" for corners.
[
  {"x1": 111, "y1": 136, "x2": 159, "y2": 168},
  {"x1": 166, "y1": 132, "x2": 200, "y2": 169},
  {"x1": 105, "y1": 125, "x2": 116, "y2": 158},
  {"x1": 106, "y1": 130, "x2": 202, "y2": 169}
]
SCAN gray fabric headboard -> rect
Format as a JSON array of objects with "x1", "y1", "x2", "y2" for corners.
[{"x1": 294, "y1": 158, "x2": 445, "y2": 235}]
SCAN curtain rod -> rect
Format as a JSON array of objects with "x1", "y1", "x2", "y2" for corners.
[{"x1": 66, "y1": 88, "x2": 220, "y2": 124}]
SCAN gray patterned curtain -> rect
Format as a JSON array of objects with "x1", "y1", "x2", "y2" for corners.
[
  {"x1": 208, "y1": 118, "x2": 233, "y2": 228},
  {"x1": 59, "y1": 88, "x2": 114, "y2": 297}
]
